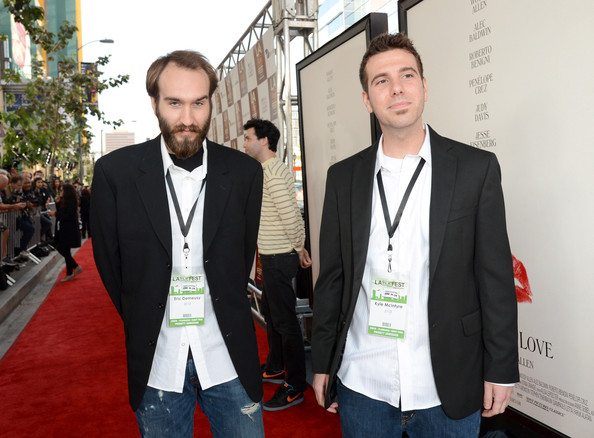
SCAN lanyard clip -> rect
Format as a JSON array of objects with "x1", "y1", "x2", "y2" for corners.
[
  {"x1": 387, "y1": 242, "x2": 393, "y2": 273},
  {"x1": 183, "y1": 241, "x2": 190, "y2": 258}
]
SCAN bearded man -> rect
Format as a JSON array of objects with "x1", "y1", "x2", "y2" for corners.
[{"x1": 91, "y1": 50, "x2": 264, "y2": 438}]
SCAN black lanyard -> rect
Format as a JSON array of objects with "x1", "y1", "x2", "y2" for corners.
[
  {"x1": 376, "y1": 158, "x2": 425, "y2": 272},
  {"x1": 166, "y1": 170, "x2": 206, "y2": 263}
]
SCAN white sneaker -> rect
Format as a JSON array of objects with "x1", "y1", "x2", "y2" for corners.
[{"x1": 61, "y1": 274, "x2": 75, "y2": 282}]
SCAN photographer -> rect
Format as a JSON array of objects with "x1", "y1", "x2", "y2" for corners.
[
  {"x1": 27, "y1": 177, "x2": 54, "y2": 243},
  {"x1": 7, "y1": 175, "x2": 35, "y2": 260}
]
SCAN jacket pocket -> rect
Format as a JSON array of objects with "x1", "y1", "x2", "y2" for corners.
[
  {"x1": 461, "y1": 310, "x2": 482, "y2": 337},
  {"x1": 448, "y1": 206, "x2": 476, "y2": 223}
]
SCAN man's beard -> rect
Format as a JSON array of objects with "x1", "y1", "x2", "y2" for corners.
[{"x1": 157, "y1": 106, "x2": 211, "y2": 159}]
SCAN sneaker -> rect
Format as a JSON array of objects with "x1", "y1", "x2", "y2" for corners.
[
  {"x1": 1, "y1": 259, "x2": 18, "y2": 270},
  {"x1": 61, "y1": 273, "x2": 75, "y2": 282},
  {"x1": 263, "y1": 383, "x2": 304, "y2": 411},
  {"x1": 14, "y1": 252, "x2": 30, "y2": 263},
  {"x1": 261, "y1": 363, "x2": 285, "y2": 384}
]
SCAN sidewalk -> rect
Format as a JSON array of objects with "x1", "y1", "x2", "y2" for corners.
[{"x1": 0, "y1": 243, "x2": 84, "y2": 359}]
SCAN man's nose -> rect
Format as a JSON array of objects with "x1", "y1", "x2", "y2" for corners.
[
  {"x1": 180, "y1": 106, "x2": 193, "y2": 126},
  {"x1": 391, "y1": 79, "x2": 404, "y2": 95}
]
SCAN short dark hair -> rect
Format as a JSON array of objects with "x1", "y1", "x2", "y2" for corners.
[
  {"x1": 359, "y1": 32, "x2": 424, "y2": 93},
  {"x1": 243, "y1": 119, "x2": 280, "y2": 152},
  {"x1": 146, "y1": 50, "x2": 218, "y2": 99}
]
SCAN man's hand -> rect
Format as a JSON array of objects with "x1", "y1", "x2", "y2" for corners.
[
  {"x1": 482, "y1": 382, "x2": 513, "y2": 417},
  {"x1": 11, "y1": 202, "x2": 26, "y2": 211},
  {"x1": 313, "y1": 373, "x2": 338, "y2": 413},
  {"x1": 298, "y1": 248, "x2": 312, "y2": 269}
]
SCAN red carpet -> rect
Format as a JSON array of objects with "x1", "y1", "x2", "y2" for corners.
[{"x1": 0, "y1": 240, "x2": 341, "y2": 437}]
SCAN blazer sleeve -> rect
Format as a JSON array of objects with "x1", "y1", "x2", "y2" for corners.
[
  {"x1": 90, "y1": 159, "x2": 123, "y2": 317},
  {"x1": 475, "y1": 153, "x2": 519, "y2": 384},
  {"x1": 311, "y1": 165, "x2": 345, "y2": 374}
]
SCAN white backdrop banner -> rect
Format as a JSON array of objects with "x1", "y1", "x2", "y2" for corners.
[{"x1": 404, "y1": 1, "x2": 594, "y2": 436}]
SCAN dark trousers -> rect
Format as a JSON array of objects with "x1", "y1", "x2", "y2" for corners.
[
  {"x1": 17, "y1": 217, "x2": 35, "y2": 252},
  {"x1": 260, "y1": 250, "x2": 306, "y2": 392},
  {"x1": 57, "y1": 244, "x2": 78, "y2": 275},
  {"x1": 80, "y1": 216, "x2": 90, "y2": 238},
  {"x1": 39, "y1": 214, "x2": 53, "y2": 240}
]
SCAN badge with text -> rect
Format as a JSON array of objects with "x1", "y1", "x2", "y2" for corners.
[
  {"x1": 368, "y1": 272, "x2": 408, "y2": 338},
  {"x1": 168, "y1": 275, "x2": 205, "y2": 327}
]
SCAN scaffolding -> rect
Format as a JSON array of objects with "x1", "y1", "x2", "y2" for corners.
[{"x1": 215, "y1": 0, "x2": 318, "y2": 167}]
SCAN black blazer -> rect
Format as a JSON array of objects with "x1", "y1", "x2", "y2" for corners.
[
  {"x1": 90, "y1": 137, "x2": 263, "y2": 411},
  {"x1": 311, "y1": 126, "x2": 519, "y2": 420}
]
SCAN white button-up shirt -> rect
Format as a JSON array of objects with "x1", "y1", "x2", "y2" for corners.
[
  {"x1": 146, "y1": 138, "x2": 237, "y2": 393},
  {"x1": 337, "y1": 126, "x2": 441, "y2": 410}
]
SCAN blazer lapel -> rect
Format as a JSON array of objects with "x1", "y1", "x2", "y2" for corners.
[
  {"x1": 136, "y1": 136, "x2": 172, "y2": 259},
  {"x1": 202, "y1": 141, "x2": 231, "y2": 255},
  {"x1": 428, "y1": 126, "x2": 457, "y2": 286},
  {"x1": 351, "y1": 141, "x2": 380, "y2": 293}
]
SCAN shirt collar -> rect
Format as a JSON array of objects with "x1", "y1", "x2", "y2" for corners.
[
  {"x1": 375, "y1": 123, "x2": 432, "y2": 174},
  {"x1": 160, "y1": 136, "x2": 208, "y2": 181}
]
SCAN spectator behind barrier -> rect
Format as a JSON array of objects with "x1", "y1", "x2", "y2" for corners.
[
  {"x1": 25, "y1": 178, "x2": 54, "y2": 243},
  {"x1": 7, "y1": 175, "x2": 35, "y2": 259},
  {"x1": 0, "y1": 174, "x2": 25, "y2": 265}
]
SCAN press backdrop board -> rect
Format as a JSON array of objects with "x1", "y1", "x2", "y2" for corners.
[
  {"x1": 400, "y1": 1, "x2": 594, "y2": 436},
  {"x1": 297, "y1": 13, "x2": 388, "y2": 288}
]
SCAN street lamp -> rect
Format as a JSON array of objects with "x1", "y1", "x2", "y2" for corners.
[
  {"x1": 76, "y1": 38, "x2": 114, "y2": 182},
  {"x1": 77, "y1": 38, "x2": 114, "y2": 58}
]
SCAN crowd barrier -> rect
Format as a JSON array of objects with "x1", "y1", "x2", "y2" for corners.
[{"x1": 0, "y1": 202, "x2": 56, "y2": 262}]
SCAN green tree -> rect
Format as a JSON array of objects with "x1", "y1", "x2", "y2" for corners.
[{"x1": 1, "y1": 0, "x2": 129, "y2": 180}]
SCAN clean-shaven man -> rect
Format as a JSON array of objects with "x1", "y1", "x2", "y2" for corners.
[
  {"x1": 312, "y1": 33, "x2": 519, "y2": 437},
  {"x1": 243, "y1": 118, "x2": 312, "y2": 411}
]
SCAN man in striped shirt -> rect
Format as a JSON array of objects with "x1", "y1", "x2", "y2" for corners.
[{"x1": 243, "y1": 119, "x2": 312, "y2": 411}]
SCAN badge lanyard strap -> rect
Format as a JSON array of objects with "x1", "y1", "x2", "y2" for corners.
[
  {"x1": 376, "y1": 158, "x2": 425, "y2": 273},
  {"x1": 166, "y1": 171, "x2": 206, "y2": 268}
]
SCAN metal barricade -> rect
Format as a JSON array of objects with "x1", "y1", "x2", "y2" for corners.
[{"x1": 0, "y1": 203, "x2": 56, "y2": 262}]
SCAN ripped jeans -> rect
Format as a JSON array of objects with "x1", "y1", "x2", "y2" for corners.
[{"x1": 136, "y1": 358, "x2": 264, "y2": 438}]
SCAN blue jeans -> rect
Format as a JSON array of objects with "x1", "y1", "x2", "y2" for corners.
[
  {"x1": 337, "y1": 379, "x2": 481, "y2": 438},
  {"x1": 136, "y1": 358, "x2": 264, "y2": 438},
  {"x1": 17, "y1": 216, "x2": 35, "y2": 252}
]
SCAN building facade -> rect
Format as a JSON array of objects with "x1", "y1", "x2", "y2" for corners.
[
  {"x1": 317, "y1": 0, "x2": 398, "y2": 45},
  {"x1": 104, "y1": 131, "x2": 135, "y2": 155}
]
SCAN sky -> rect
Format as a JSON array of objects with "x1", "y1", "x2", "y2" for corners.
[{"x1": 80, "y1": 0, "x2": 270, "y2": 156}]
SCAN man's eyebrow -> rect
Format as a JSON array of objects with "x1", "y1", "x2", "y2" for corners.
[
  {"x1": 370, "y1": 72, "x2": 388, "y2": 84},
  {"x1": 399, "y1": 66, "x2": 419, "y2": 75},
  {"x1": 162, "y1": 95, "x2": 209, "y2": 102},
  {"x1": 370, "y1": 66, "x2": 419, "y2": 84}
]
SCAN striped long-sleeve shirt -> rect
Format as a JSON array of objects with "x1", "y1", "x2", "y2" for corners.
[{"x1": 258, "y1": 156, "x2": 305, "y2": 255}]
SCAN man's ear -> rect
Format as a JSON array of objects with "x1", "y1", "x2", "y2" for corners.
[
  {"x1": 151, "y1": 97, "x2": 157, "y2": 116},
  {"x1": 362, "y1": 91, "x2": 373, "y2": 114}
]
